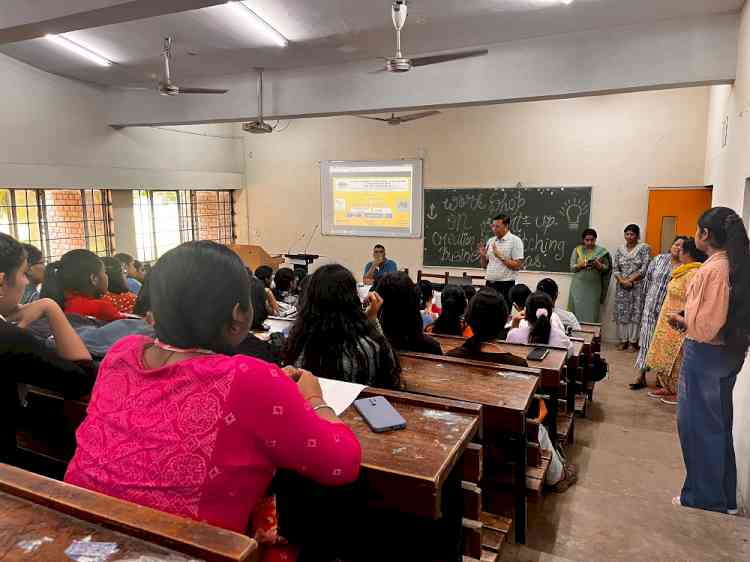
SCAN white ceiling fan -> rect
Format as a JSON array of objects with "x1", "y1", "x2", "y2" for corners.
[
  {"x1": 376, "y1": 1, "x2": 488, "y2": 73},
  {"x1": 157, "y1": 36, "x2": 228, "y2": 96},
  {"x1": 353, "y1": 110, "x2": 440, "y2": 125},
  {"x1": 242, "y1": 69, "x2": 280, "y2": 134}
]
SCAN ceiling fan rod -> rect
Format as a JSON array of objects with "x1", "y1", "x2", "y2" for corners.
[
  {"x1": 392, "y1": 1, "x2": 407, "y2": 58},
  {"x1": 162, "y1": 37, "x2": 172, "y2": 84},
  {"x1": 257, "y1": 68, "x2": 264, "y2": 123}
]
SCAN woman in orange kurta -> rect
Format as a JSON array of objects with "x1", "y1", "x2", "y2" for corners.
[{"x1": 644, "y1": 239, "x2": 706, "y2": 404}]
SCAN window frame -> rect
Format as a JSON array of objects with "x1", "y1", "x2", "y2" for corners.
[
  {"x1": 0, "y1": 188, "x2": 114, "y2": 261},
  {"x1": 133, "y1": 189, "x2": 236, "y2": 262}
]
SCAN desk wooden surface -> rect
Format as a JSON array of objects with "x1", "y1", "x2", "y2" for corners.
[
  {"x1": 398, "y1": 353, "x2": 538, "y2": 434},
  {"x1": 21, "y1": 386, "x2": 479, "y2": 524},
  {"x1": 429, "y1": 335, "x2": 566, "y2": 386},
  {"x1": 577, "y1": 323, "x2": 602, "y2": 338},
  {"x1": 342, "y1": 387, "x2": 480, "y2": 520},
  {"x1": 0, "y1": 464, "x2": 256, "y2": 562}
]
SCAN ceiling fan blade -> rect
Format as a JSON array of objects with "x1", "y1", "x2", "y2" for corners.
[
  {"x1": 174, "y1": 86, "x2": 229, "y2": 94},
  {"x1": 410, "y1": 49, "x2": 488, "y2": 67},
  {"x1": 353, "y1": 115, "x2": 391, "y2": 122},
  {"x1": 394, "y1": 110, "x2": 441, "y2": 122},
  {"x1": 368, "y1": 67, "x2": 389, "y2": 74}
]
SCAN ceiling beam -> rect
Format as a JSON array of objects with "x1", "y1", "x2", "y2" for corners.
[
  {"x1": 105, "y1": 13, "x2": 739, "y2": 128},
  {"x1": 0, "y1": 0, "x2": 229, "y2": 45}
]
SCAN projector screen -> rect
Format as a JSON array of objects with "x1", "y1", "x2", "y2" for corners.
[{"x1": 321, "y1": 159, "x2": 423, "y2": 237}]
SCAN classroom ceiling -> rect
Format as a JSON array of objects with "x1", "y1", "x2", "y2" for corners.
[{"x1": 0, "y1": 0, "x2": 743, "y2": 88}]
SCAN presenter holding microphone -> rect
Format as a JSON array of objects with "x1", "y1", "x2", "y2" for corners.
[{"x1": 479, "y1": 213, "x2": 524, "y2": 306}]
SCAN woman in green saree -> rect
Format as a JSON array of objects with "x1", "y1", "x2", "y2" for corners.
[{"x1": 568, "y1": 228, "x2": 612, "y2": 323}]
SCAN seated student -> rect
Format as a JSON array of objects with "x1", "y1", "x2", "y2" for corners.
[
  {"x1": 114, "y1": 253, "x2": 142, "y2": 294},
  {"x1": 65, "y1": 241, "x2": 361, "y2": 555},
  {"x1": 418, "y1": 279, "x2": 437, "y2": 329},
  {"x1": 536, "y1": 277, "x2": 581, "y2": 332},
  {"x1": 246, "y1": 267, "x2": 270, "y2": 330},
  {"x1": 101, "y1": 257, "x2": 137, "y2": 314},
  {"x1": 363, "y1": 244, "x2": 398, "y2": 284},
  {"x1": 132, "y1": 260, "x2": 147, "y2": 284},
  {"x1": 21, "y1": 244, "x2": 45, "y2": 304},
  {"x1": 0, "y1": 233, "x2": 95, "y2": 465},
  {"x1": 255, "y1": 265, "x2": 281, "y2": 316},
  {"x1": 375, "y1": 272, "x2": 442, "y2": 355},
  {"x1": 427, "y1": 284, "x2": 471, "y2": 337},
  {"x1": 41, "y1": 249, "x2": 123, "y2": 323},
  {"x1": 446, "y1": 288, "x2": 524, "y2": 365},
  {"x1": 508, "y1": 283, "x2": 531, "y2": 316},
  {"x1": 273, "y1": 267, "x2": 297, "y2": 306},
  {"x1": 446, "y1": 287, "x2": 575, "y2": 491},
  {"x1": 507, "y1": 291, "x2": 573, "y2": 353},
  {"x1": 285, "y1": 264, "x2": 401, "y2": 388},
  {"x1": 462, "y1": 284, "x2": 477, "y2": 304}
]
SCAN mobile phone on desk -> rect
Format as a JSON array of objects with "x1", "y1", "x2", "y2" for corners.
[
  {"x1": 354, "y1": 396, "x2": 407, "y2": 433},
  {"x1": 527, "y1": 347, "x2": 550, "y2": 361}
]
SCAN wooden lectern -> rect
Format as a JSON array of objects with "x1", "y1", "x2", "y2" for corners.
[{"x1": 229, "y1": 244, "x2": 284, "y2": 272}]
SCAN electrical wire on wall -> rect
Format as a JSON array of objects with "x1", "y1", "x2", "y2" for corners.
[{"x1": 148, "y1": 126, "x2": 244, "y2": 140}]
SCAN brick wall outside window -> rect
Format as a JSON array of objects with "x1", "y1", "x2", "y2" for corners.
[{"x1": 0, "y1": 188, "x2": 113, "y2": 261}]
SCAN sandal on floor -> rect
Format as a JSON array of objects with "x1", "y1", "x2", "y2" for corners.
[
  {"x1": 629, "y1": 380, "x2": 646, "y2": 390},
  {"x1": 648, "y1": 388, "x2": 671, "y2": 399},
  {"x1": 660, "y1": 396, "x2": 678, "y2": 405},
  {"x1": 551, "y1": 464, "x2": 578, "y2": 493}
]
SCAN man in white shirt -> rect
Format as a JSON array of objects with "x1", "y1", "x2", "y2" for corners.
[{"x1": 479, "y1": 213, "x2": 524, "y2": 306}]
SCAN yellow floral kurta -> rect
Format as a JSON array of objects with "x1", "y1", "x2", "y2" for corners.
[{"x1": 644, "y1": 262, "x2": 702, "y2": 393}]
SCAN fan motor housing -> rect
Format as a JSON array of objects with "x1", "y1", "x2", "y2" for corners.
[
  {"x1": 242, "y1": 121, "x2": 274, "y2": 134},
  {"x1": 386, "y1": 57, "x2": 412, "y2": 72}
]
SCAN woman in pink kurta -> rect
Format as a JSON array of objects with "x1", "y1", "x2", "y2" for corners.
[{"x1": 65, "y1": 241, "x2": 362, "y2": 558}]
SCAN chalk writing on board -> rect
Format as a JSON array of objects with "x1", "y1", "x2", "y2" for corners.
[{"x1": 423, "y1": 187, "x2": 592, "y2": 273}]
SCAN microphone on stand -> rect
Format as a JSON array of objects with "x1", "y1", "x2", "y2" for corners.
[
  {"x1": 303, "y1": 224, "x2": 320, "y2": 254},
  {"x1": 287, "y1": 231, "x2": 307, "y2": 255}
]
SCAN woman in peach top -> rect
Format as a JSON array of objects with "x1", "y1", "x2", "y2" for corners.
[{"x1": 668, "y1": 208, "x2": 750, "y2": 515}]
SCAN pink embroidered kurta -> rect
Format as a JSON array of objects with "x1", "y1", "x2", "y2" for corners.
[{"x1": 65, "y1": 335, "x2": 362, "y2": 533}]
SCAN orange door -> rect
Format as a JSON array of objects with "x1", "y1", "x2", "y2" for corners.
[{"x1": 646, "y1": 187, "x2": 713, "y2": 255}]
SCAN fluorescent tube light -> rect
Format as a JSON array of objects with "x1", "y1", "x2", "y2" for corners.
[
  {"x1": 45, "y1": 34, "x2": 112, "y2": 67},
  {"x1": 227, "y1": 1, "x2": 288, "y2": 47}
]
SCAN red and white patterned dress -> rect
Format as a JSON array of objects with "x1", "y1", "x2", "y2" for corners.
[{"x1": 102, "y1": 291, "x2": 137, "y2": 315}]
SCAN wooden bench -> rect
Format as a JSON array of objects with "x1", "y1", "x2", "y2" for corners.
[
  {"x1": 17, "y1": 385, "x2": 483, "y2": 561},
  {"x1": 417, "y1": 270, "x2": 450, "y2": 287},
  {"x1": 398, "y1": 352, "x2": 542, "y2": 545},
  {"x1": 428, "y1": 335, "x2": 572, "y2": 446},
  {"x1": 0, "y1": 463, "x2": 257, "y2": 562}
]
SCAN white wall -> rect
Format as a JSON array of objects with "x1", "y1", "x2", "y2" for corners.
[
  {"x1": 703, "y1": 2, "x2": 750, "y2": 514},
  {"x1": 240, "y1": 87, "x2": 710, "y2": 340},
  {"x1": 0, "y1": 52, "x2": 244, "y2": 191}
]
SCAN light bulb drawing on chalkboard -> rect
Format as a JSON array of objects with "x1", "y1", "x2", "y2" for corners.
[{"x1": 559, "y1": 197, "x2": 589, "y2": 231}]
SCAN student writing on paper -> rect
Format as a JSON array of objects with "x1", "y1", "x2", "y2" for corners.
[{"x1": 65, "y1": 241, "x2": 362, "y2": 561}]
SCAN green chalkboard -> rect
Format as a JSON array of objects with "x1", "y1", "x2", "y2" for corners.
[{"x1": 423, "y1": 187, "x2": 592, "y2": 273}]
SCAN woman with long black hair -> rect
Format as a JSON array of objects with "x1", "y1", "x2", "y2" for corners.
[
  {"x1": 668, "y1": 207, "x2": 750, "y2": 514},
  {"x1": 284, "y1": 264, "x2": 401, "y2": 389}
]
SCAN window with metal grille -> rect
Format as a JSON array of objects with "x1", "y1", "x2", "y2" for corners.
[
  {"x1": 133, "y1": 190, "x2": 235, "y2": 262},
  {"x1": 0, "y1": 188, "x2": 114, "y2": 261}
]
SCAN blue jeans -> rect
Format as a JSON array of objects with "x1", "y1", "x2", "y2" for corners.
[{"x1": 677, "y1": 339, "x2": 744, "y2": 513}]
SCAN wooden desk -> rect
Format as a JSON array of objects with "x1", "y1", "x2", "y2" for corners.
[
  {"x1": 0, "y1": 463, "x2": 256, "y2": 562},
  {"x1": 570, "y1": 331, "x2": 594, "y2": 354},
  {"x1": 19, "y1": 386, "x2": 479, "y2": 529},
  {"x1": 343, "y1": 387, "x2": 480, "y2": 521},
  {"x1": 397, "y1": 353, "x2": 539, "y2": 544},
  {"x1": 427, "y1": 335, "x2": 568, "y2": 445}
]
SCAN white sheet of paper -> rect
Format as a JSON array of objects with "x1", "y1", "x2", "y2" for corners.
[
  {"x1": 265, "y1": 317, "x2": 294, "y2": 334},
  {"x1": 318, "y1": 377, "x2": 366, "y2": 415}
]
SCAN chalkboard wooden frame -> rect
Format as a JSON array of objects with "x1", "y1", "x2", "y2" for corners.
[{"x1": 423, "y1": 186, "x2": 592, "y2": 273}]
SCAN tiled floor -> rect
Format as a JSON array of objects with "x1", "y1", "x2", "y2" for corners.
[{"x1": 502, "y1": 344, "x2": 750, "y2": 562}]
